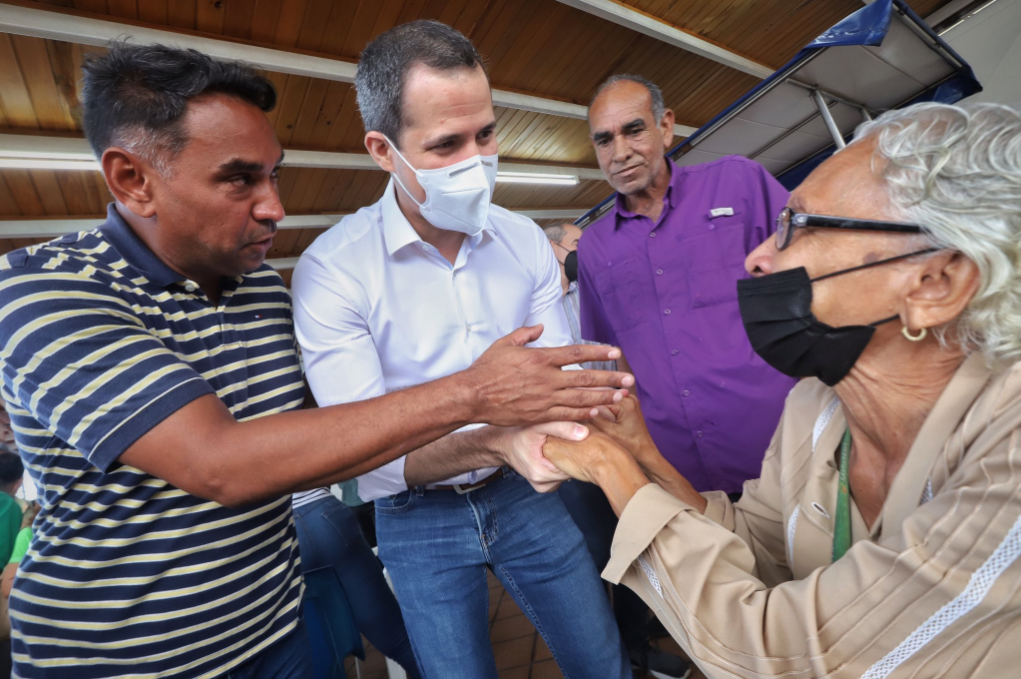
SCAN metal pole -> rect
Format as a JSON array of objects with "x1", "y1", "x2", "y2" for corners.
[{"x1": 812, "y1": 89, "x2": 846, "y2": 149}]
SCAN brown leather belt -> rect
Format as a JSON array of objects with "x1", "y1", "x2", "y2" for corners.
[{"x1": 427, "y1": 468, "x2": 505, "y2": 494}]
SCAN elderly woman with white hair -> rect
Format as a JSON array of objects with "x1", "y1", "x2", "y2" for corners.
[{"x1": 544, "y1": 101, "x2": 1021, "y2": 678}]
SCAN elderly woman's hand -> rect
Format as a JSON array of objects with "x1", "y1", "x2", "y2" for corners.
[
  {"x1": 543, "y1": 432, "x2": 651, "y2": 515},
  {"x1": 588, "y1": 397, "x2": 705, "y2": 511},
  {"x1": 588, "y1": 395, "x2": 659, "y2": 466}
]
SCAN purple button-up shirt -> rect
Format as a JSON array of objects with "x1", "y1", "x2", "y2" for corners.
[{"x1": 579, "y1": 156, "x2": 797, "y2": 494}]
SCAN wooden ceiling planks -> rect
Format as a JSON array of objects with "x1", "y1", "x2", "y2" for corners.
[{"x1": 0, "y1": 169, "x2": 110, "y2": 216}]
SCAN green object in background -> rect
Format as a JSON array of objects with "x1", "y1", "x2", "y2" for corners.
[
  {"x1": 8, "y1": 526, "x2": 30, "y2": 565},
  {"x1": 336, "y1": 478, "x2": 365, "y2": 507},
  {"x1": 0, "y1": 493, "x2": 22, "y2": 565},
  {"x1": 832, "y1": 429, "x2": 853, "y2": 562}
]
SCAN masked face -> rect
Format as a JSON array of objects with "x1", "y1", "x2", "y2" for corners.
[
  {"x1": 737, "y1": 249, "x2": 936, "y2": 386},
  {"x1": 385, "y1": 136, "x2": 498, "y2": 237},
  {"x1": 563, "y1": 249, "x2": 579, "y2": 283}
]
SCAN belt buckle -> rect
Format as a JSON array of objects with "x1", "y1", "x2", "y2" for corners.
[{"x1": 452, "y1": 482, "x2": 480, "y2": 495}]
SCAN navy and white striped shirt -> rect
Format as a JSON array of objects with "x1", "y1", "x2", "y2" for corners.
[{"x1": 0, "y1": 205, "x2": 305, "y2": 678}]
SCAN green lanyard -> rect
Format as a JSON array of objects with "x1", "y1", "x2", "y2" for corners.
[{"x1": 832, "y1": 429, "x2": 853, "y2": 562}]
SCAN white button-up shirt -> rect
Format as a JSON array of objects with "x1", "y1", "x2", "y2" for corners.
[{"x1": 291, "y1": 180, "x2": 573, "y2": 501}]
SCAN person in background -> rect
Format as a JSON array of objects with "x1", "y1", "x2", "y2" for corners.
[
  {"x1": 1, "y1": 499, "x2": 38, "y2": 601},
  {"x1": 541, "y1": 222, "x2": 614, "y2": 372},
  {"x1": 293, "y1": 20, "x2": 632, "y2": 679},
  {"x1": 545, "y1": 102, "x2": 1021, "y2": 678},
  {"x1": 580, "y1": 74, "x2": 797, "y2": 498},
  {"x1": 0, "y1": 403, "x2": 13, "y2": 447},
  {"x1": 543, "y1": 223, "x2": 688, "y2": 678},
  {"x1": 292, "y1": 490, "x2": 421, "y2": 677},
  {"x1": 0, "y1": 446, "x2": 23, "y2": 678},
  {"x1": 0, "y1": 451, "x2": 23, "y2": 567},
  {"x1": 0, "y1": 42, "x2": 631, "y2": 679}
]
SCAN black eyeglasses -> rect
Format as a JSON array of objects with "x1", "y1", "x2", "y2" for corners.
[{"x1": 775, "y1": 207, "x2": 925, "y2": 251}]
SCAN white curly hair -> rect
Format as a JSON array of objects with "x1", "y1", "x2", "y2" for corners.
[{"x1": 851, "y1": 102, "x2": 1021, "y2": 366}]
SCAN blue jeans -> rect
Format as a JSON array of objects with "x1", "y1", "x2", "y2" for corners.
[
  {"x1": 375, "y1": 470, "x2": 631, "y2": 679},
  {"x1": 225, "y1": 620, "x2": 312, "y2": 679},
  {"x1": 293, "y1": 495, "x2": 421, "y2": 678},
  {"x1": 558, "y1": 480, "x2": 649, "y2": 650}
]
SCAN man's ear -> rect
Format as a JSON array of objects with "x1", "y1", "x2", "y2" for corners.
[
  {"x1": 101, "y1": 147, "x2": 158, "y2": 219},
  {"x1": 659, "y1": 108, "x2": 675, "y2": 149},
  {"x1": 364, "y1": 132, "x2": 396, "y2": 173},
  {"x1": 904, "y1": 251, "x2": 981, "y2": 332}
]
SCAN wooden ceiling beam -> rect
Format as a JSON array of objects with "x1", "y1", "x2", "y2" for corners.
[
  {"x1": 0, "y1": 2, "x2": 698, "y2": 136},
  {"x1": 0, "y1": 133, "x2": 609, "y2": 180},
  {"x1": 551, "y1": 0, "x2": 773, "y2": 78}
]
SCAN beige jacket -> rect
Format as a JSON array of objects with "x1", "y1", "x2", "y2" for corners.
[{"x1": 605, "y1": 353, "x2": 1021, "y2": 678}]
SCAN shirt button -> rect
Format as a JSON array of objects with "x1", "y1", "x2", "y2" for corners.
[
  {"x1": 656, "y1": 269, "x2": 664, "y2": 275},
  {"x1": 683, "y1": 390, "x2": 690, "y2": 396},
  {"x1": 671, "y1": 349, "x2": 679, "y2": 356},
  {"x1": 184, "y1": 284, "x2": 196, "y2": 292},
  {"x1": 649, "y1": 232, "x2": 657, "y2": 238},
  {"x1": 709, "y1": 224, "x2": 716, "y2": 231},
  {"x1": 696, "y1": 431, "x2": 704, "y2": 438},
  {"x1": 663, "y1": 309, "x2": 671, "y2": 315}
]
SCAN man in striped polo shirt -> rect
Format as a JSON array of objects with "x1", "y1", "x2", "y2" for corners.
[{"x1": 0, "y1": 43, "x2": 632, "y2": 679}]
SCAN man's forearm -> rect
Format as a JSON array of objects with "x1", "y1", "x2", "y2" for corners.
[
  {"x1": 402, "y1": 426, "x2": 506, "y2": 487},
  {"x1": 124, "y1": 372, "x2": 480, "y2": 507}
]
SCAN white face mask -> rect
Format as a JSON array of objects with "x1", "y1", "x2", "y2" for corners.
[{"x1": 385, "y1": 136, "x2": 498, "y2": 236}]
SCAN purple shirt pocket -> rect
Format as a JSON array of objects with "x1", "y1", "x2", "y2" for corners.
[
  {"x1": 592, "y1": 256, "x2": 647, "y2": 328},
  {"x1": 682, "y1": 213, "x2": 749, "y2": 309}
]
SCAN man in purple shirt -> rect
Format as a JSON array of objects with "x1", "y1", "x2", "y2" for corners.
[{"x1": 580, "y1": 74, "x2": 797, "y2": 495}]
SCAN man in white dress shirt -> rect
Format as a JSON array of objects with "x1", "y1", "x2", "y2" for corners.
[{"x1": 292, "y1": 20, "x2": 631, "y2": 679}]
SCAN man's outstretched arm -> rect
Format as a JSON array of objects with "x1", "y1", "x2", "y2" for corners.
[{"x1": 120, "y1": 325, "x2": 632, "y2": 506}]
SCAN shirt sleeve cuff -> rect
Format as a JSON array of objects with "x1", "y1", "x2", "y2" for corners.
[
  {"x1": 88, "y1": 378, "x2": 215, "y2": 472},
  {"x1": 602, "y1": 483, "x2": 691, "y2": 584},
  {"x1": 701, "y1": 490, "x2": 736, "y2": 531}
]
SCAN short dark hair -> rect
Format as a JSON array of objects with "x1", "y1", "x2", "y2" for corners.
[
  {"x1": 81, "y1": 41, "x2": 277, "y2": 175},
  {"x1": 590, "y1": 74, "x2": 666, "y2": 124},
  {"x1": 0, "y1": 449, "x2": 23, "y2": 486},
  {"x1": 355, "y1": 20, "x2": 485, "y2": 147}
]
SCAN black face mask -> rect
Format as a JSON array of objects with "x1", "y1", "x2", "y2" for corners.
[
  {"x1": 736, "y1": 249, "x2": 937, "y2": 387},
  {"x1": 564, "y1": 249, "x2": 579, "y2": 284}
]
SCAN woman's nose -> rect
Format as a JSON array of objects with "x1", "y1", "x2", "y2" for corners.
[{"x1": 745, "y1": 237, "x2": 777, "y2": 277}]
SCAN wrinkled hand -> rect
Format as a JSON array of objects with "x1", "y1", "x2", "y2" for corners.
[
  {"x1": 588, "y1": 395, "x2": 659, "y2": 468},
  {"x1": 497, "y1": 422, "x2": 584, "y2": 492},
  {"x1": 542, "y1": 432, "x2": 651, "y2": 514},
  {"x1": 464, "y1": 325, "x2": 635, "y2": 427},
  {"x1": 542, "y1": 431, "x2": 630, "y2": 486}
]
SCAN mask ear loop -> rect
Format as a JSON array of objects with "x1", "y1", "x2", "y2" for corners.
[
  {"x1": 810, "y1": 248, "x2": 940, "y2": 329},
  {"x1": 383, "y1": 136, "x2": 428, "y2": 211},
  {"x1": 809, "y1": 248, "x2": 940, "y2": 283}
]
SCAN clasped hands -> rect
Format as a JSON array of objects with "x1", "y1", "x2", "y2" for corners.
[{"x1": 498, "y1": 394, "x2": 706, "y2": 516}]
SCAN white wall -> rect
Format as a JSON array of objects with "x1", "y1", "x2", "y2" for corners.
[{"x1": 938, "y1": 0, "x2": 1021, "y2": 106}]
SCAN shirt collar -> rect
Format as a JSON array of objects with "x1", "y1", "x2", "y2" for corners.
[
  {"x1": 612, "y1": 158, "x2": 679, "y2": 229},
  {"x1": 380, "y1": 178, "x2": 495, "y2": 256},
  {"x1": 98, "y1": 203, "x2": 184, "y2": 287}
]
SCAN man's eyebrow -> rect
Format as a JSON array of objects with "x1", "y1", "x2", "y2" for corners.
[
  {"x1": 622, "y1": 118, "x2": 646, "y2": 132},
  {"x1": 424, "y1": 132, "x2": 463, "y2": 147},
  {"x1": 217, "y1": 158, "x2": 265, "y2": 174},
  {"x1": 592, "y1": 130, "x2": 613, "y2": 143}
]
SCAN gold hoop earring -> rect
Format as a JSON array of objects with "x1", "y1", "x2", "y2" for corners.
[{"x1": 902, "y1": 325, "x2": 928, "y2": 342}]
